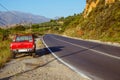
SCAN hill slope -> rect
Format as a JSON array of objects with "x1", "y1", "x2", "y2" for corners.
[
  {"x1": 0, "y1": 11, "x2": 50, "y2": 26},
  {"x1": 62, "y1": 0, "x2": 120, "y2": 42}
]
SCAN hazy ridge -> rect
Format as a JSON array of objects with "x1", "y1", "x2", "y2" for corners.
[{"x1": 0, "y1": 11, "x2": 50, "y2": 26}]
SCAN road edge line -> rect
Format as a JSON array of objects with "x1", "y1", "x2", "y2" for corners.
[
  {"x1": 62, "y1": 35, "x2": 120, "y2": 47},
  {"x1": 52, "y1": 36, "x2": 120, "y2": 60},
  {"x1": 42, "y1": 38, "x2": 92, "y2": 80}
]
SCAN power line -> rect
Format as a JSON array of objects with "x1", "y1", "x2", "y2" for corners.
[
  {"x1": 0, "y1": 17, "x2": 7, "y2": 23},
  {"x1": 0, "y1": 20, "x2": 6, "y2": 25},
  {"x1": 0, "y1": 3, "x2": 9, "y2": 11},
  {"x1": 0, "y1": 3, "x2": 24, "y2": 25},
  {"x1": 0, "y1": 3, "x2": 19, "y2": 19}
]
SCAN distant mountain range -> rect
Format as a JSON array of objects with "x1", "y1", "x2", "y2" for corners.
[{"x1": 0, "y1": 11, "x2": 50, "y2": 26}]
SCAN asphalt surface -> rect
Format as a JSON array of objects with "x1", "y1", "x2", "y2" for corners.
[{"x1": 43, "y1": 34, "x2": 120, "y2": 80}]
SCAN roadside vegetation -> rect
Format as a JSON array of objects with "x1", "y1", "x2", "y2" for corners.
[
  {"x1": 0, "y1": 40, "x2": 11, "y2": 67},
  {"x1": 31, "y1": 20, "x2": 63, "y2": 35},
  {"x1": 0, "y1": 28, "x2": 11, "y2": 68},
  {"x1": 62, "y1": 1, "x2": 120, "y2": 42}
]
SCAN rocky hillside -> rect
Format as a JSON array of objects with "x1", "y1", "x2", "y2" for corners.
[
  {"x1": 62, "y1": 0, "x2": 120, "y2": 43},
  {"x1": 0, "y1": 11, "x2": 50, "y2": 26},
  {"x1": 84, "y1": 0, "x2": 116, "y2": 17}
]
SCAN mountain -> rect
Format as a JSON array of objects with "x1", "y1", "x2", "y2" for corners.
[
  {"x1": 0, "y1": 11, "x2": 50, "y2": 26},
  {"x1": 60, "y1": 0, "x2": 120, "y2": 42}
]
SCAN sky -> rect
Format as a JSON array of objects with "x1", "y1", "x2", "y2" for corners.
[{"x1": 0, "y1": 0, "x2": 86, "y2": 18}]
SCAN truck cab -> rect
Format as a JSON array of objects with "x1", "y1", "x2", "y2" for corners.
[{"x1": 10, "y1": 34, "x2": 36, "y2": 58}]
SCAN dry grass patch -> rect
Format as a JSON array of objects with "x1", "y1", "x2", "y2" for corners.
[{"x1": 0, "y1": 40, "x2": 12, "y2": 68}]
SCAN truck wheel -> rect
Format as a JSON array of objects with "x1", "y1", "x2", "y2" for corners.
[
  {"x1": 11, "y1": 51, "x2": 16, "y2": 59},
  {"x1": 13, "y1": 53, "x2": 16, "y2": 59},
  {"x1": 29, "y1": 53, "x2": 32, "y2": 56},
  {"x1": 32, "y1": 52, "x2": 36, "y2": 57}
]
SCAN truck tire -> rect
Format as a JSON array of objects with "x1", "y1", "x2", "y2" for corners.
[
  {"x1": 32, "y1": 52, "x2": 36, "y2": 57},
  {"x1": 32, "y1": 48, "x2": 36, "y2": 57},
  {"x1": 13, "y1": 53, "x2": 16, "y2": 59},
  {"x1": 11, "y1": 51, "x2": 16, "y2": 59}
]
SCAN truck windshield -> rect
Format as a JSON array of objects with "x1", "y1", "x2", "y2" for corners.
[{"x1": 16, "y1": 36, "x2": 32, "y2": 42}]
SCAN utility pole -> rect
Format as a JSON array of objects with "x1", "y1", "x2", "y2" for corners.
[
  {"x1": 29, "y1": 16, "x2": 32, "y2": 33},
  {"x1": 30, "y1": 22, "x2": 32, "y2": 32}
]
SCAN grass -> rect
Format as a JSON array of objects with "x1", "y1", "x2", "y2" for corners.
[
  {"x1": 61, "y1": 1, "x2": 120, "y2": 43},
  {"x1": 0, "y1": 40, "x2": 12, "y2": 68},
  {"x1": 36, "y1": 39, "x2": 43, "y2": 48}
]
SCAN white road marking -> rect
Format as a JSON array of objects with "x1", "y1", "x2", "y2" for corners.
[
  {"x1": 51, "y1": 36, "x2": 120, "y2": 60},
  {"x1": 42, "y1": 38, "x2": 92, "y2": 80}
]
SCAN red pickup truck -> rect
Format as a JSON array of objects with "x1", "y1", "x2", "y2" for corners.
[{"x1": 10, "y1": 34, "x2": 36, "y2": 58}]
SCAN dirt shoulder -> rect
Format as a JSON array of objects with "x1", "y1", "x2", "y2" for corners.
[{"x1": 0, "y1": 38, "x2": 89, "y2": 80}]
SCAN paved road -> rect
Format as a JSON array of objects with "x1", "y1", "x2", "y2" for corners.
[{"x1": 43, "y1": 34, "x2": 120, "y2": 80}]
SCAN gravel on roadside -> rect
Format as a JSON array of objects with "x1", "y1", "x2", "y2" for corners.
[{"x1": 0, "y1": 38, "x2": 89, "y2": 80}]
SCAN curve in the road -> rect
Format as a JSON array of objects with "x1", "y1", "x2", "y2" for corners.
[
  {"x1": 42, "y1": 38, "x2": 92, "y2": 80},
  {"x1": 42, "y1": 34, "x2": 120, "y2": 80}
]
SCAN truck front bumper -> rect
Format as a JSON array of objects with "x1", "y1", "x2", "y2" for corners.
[{"x1": 12, "y1": 48, "x2": 35, "y2": 53}]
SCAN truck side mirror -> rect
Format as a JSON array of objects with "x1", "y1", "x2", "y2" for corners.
[{"x1": 13, "y1": 39, "x2": 15, "y2": 42}]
